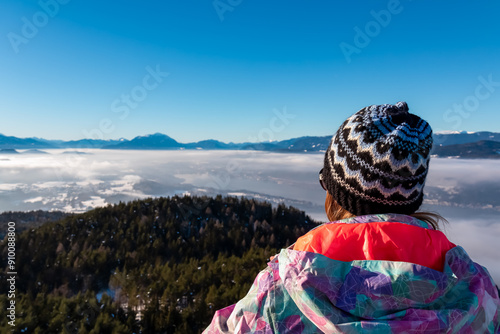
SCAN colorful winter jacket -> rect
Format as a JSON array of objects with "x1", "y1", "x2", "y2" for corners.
[{"x1": 203, "y1": 214, "x2": 500, "y2": 333}]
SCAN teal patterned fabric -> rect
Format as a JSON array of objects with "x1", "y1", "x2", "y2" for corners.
[{"x1": 203, "y1": 214, "x2": 500, "y2": 333}]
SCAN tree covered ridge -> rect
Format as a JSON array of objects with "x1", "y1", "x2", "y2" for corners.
[
  {"x1": 0, "y1": 195, "x2": 319, "y2": 333},
  {"x1": 0, "y1": 210, "x2": 69, "y2": 239}
]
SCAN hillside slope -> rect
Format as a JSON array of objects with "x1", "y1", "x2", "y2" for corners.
[{"x1": 0, "y1": 195, "x2": 317, "y2": 333}]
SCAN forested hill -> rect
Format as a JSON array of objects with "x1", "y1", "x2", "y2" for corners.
[
  {"x1": 0, "y1": 195, "x2": 318, "y2": 333},
  {"x1": 0, "y1": 210, "x2": 69, "y2": 239}
]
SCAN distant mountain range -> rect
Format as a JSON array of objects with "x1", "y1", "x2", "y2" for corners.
[
  {"x1": 0, "y1": 134, "x2": 126, "y2": 149},
  {"x1": 1, "y1": 131, "x2": 500, "y2": 158},
  {"x1": 433, "y1": 131, "x2": 500, "y2": 145},
  {"x1": 432, "y1": 140, "x2": 500, "y2": 159}
]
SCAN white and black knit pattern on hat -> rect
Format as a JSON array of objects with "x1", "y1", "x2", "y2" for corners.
[{"x1": 321, "y1": 101, "x2": 433, "y2": 216}]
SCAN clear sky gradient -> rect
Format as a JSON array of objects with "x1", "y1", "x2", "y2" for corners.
[{"x1": 1, "y1": 0, "x2": 500, "y2": 143}]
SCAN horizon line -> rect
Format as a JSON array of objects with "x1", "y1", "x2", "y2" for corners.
[{"x1": 1, "y1": 130, "x2": 498, "y2": 145}]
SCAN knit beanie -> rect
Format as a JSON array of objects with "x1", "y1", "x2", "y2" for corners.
[{"x1": 321, "y1": 101, "x2": 433, "y2": 216}]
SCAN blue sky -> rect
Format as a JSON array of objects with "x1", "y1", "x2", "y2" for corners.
[{"x1": 1, "y1": 0, "x2": 499, "y2": 143}]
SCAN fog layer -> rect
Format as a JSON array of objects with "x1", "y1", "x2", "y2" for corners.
[{"x1": 1, "y1": 150, "x2": 499, "y2": 282}]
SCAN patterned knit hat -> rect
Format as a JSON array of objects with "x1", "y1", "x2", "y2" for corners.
[{"x1": 321, "y1": 101, "x2": 433, "y2": 216}]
